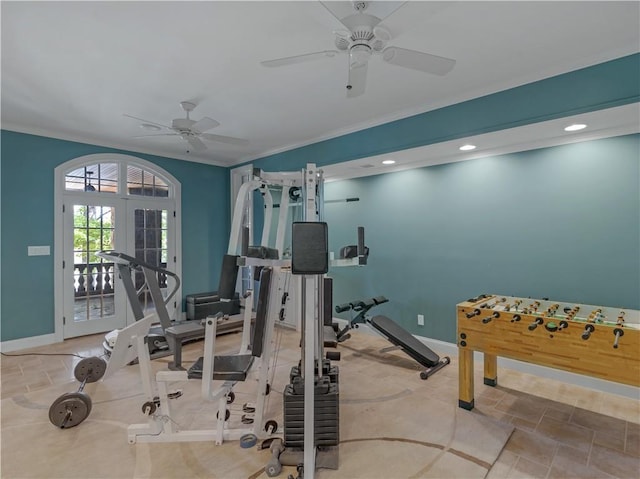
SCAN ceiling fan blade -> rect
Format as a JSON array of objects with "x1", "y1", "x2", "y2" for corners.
[
  {"x1": 261, "y1": 50, "x2": 340, "y2": 68},
  {"x1": 201, "y1": 132, "x2": 250, "y2": 146},
  {"x1": 132, "y1": 133, "x2": 179, "y2": 138},
  {"x1": 186, "y1": 136, "x2": 207, "y2": 152},
  {"x1": 123, "y1": 114, "x2": 171, "y2": 130},
  {"x1": 347, "y1": 61, "x2": 368, "y2": 98},
  {"x1": 192, "y1": 116, "x2": 220, "y2": 133},
  {"x1": 382, "y1": 47, "x2": 456, "y2": 76}
]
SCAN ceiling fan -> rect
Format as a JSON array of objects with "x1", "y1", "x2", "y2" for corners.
[
  {"x1": 261, "y1": 1, "x2": 456, "y2": 98},
  {"x1": 125, "y1": 101, "x2": 249, "y2": 152}
]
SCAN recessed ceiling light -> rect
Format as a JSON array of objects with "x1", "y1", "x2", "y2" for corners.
[
  {"x1": 459, "y1": 144, "x2": 476, "y2": 151},
  {"x1": 382, "y1": 159, "x2": 396, "y2": 165},
  {"x1": 564, "y1": 123, "x2": 587, "y2": 132},
  {"x1": 141, "y1": 123, "x2": 161, "y2": 131}
]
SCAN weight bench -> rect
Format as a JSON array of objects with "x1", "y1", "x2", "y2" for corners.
[
  {"x1": 335, "y1": 296, "x2": 450, "y2": 379},
  {"x1": 369, "y1": 315, "x2": 450, "y2": 379}
]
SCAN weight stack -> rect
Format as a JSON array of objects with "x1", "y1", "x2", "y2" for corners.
[
  {"x1": 283, "y1": 366, "x2": 339, "y2": 448},
  {"x1": 289, "y1": 359, "x2": 338, "y2": 385}
]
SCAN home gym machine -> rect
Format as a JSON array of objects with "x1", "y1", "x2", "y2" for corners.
[
  {"x1": 101, "y1": 163, "x2": 319, "y2": 446},
  {"x1": 102, "y1": 262, "x2": 280, "y2": 445},
  {"x1": 335, "y1": 296, "x2": 450, "y2": 380}
]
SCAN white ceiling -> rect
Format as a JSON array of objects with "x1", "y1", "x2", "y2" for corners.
[{"x1": 2, "y1": 1, "x2": 639, "y2": 169}]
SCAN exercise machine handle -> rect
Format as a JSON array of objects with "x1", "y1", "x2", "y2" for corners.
[{"x1": 97, "y1": 250, "x2": 181, "y2": 304}]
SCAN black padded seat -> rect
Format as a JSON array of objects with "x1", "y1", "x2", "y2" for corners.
[
  {"x1": 187, "y1": 355, "x2": 254, "y2": 382},
  {"x1": 186, "y1": 267, "x2": 273, "y2": 384}
]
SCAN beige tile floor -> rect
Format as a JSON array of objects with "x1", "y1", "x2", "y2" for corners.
[{"x1": 1, "y1": 327, "x2": 639, "y2": 479}]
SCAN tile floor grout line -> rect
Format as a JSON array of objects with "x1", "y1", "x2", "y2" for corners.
[
  {"x1": 585, "y1": 426, "x2": 596, "y2": 469},
  {"x1": 544, "y1": 442, "x2": 561, "y2": 479}
]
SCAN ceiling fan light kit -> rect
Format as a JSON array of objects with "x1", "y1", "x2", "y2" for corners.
[{"x1": 260, "y1": 1, "x2": 456, "y2": 98}]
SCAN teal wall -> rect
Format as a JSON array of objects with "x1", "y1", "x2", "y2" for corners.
[
  {"x1": 249, "y1": 54, "x2": 639, "y2": 172},
  {"x1": 325, "y1": 135, "x2": 640, "y2": 342},
  {"x1": 0, "y1": 130, "x2": 230, "y2": 341}
]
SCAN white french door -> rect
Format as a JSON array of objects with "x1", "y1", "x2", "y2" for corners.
[
  {"x1": 62, "y1": 196, "x2": 177, "y2": 339},
  {"x1": 63, "y1": 195, "x2": 127, "y2": 338},
  {"x1": 56, "y1": 155, "x2": 182, "y2": 341}
]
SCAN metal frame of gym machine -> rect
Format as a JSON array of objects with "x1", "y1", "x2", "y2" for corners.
[
  {"x1": 103, "y1": 166, "x2": 305, "y2": 445},
  {"x1": 235, "y1": 163, "x2": 362, "y2": 478},
  {"x1": 114, "y1": 164, "x2": 324, "y2": 447},
  {"x1": 299, "y1": 164, "x2": 325, "y2": 479},
  {"x1": 100, "y1": 252, "x2": 276, "y2": 445}
]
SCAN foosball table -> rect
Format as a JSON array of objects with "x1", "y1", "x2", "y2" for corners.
[{"x1": 457, "y1": 294, "x2": 640, "y2": 410}]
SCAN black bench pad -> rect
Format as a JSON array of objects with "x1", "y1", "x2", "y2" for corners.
[
  {"x1": 187, "y1": 355, "x2": 254, "y2": 382},
  {"x1": 370, "y1": 315, "x2": 440, "y2": 367}
]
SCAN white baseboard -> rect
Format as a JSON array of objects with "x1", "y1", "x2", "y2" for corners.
[
  {"x1": 0, "y1": 333, "x2": 58, "y2": 353},
  {"x1": 333, "y1": 318, "x2": 640, "y2": 401}
]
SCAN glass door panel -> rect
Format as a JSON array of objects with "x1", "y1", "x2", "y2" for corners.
[
  {"x1": 134, "y1": 207, "x2": 168, "y2": 314},
  {"x1": 64, "y1": 200, "x2": 126, "y2": 338},
  {"x1": 127, "y1": 201, "x2": 176, "y2": 324}
]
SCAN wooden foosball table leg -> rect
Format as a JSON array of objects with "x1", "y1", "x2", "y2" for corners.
[
  {"x1": 484, "y1": 353, "x2": 498, "y2": 386},
  {"x1": 458, "y1": 348, "x2": 474, "y2": 410}
]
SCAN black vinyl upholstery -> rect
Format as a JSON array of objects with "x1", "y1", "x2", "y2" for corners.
[
  {"x1": 370, "y1": 315, "x2": 441, "y2": 366},
  {"x1": 187, "y1": 267, "x2": 272, "y2": 381}
]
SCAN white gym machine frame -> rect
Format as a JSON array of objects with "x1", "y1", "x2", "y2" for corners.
[
  {"x1": 230, "y1": 164, "x2": 331, "y2": 479},
  {"x1": 105, "y1": 164, "x2": 355, "y2": 477},
  {"x1": 106, "y1": 284, "x2": 282, "y2": 445}
]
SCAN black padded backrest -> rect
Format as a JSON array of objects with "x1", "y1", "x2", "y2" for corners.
[
  {"x1": 291, "y1": 222, "x2": 328, "y2": 275},
  {"x1": 218, "y1": 254, "x2": 239, "y2": 300},
  {"x1": 250, "y1": 267, "x2": 272, "y2": 357}
]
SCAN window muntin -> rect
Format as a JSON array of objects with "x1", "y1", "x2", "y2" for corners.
[
  {"x1": 127, "y1": 166, "x2": 169, "y2": 197},
  {"x1": 65, "y1": 164, "x2": 118, "y2": 193},
  {"x1": 65, "y1": 162, "x2": 172, "y2": 198}
]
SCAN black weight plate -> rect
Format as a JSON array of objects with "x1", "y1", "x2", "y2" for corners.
[
  {"x1": 74, "y1": 357, "x2": 107, "y2": 383},
  {"x1": 49, "y1": 392, "x2": 92, "y2": 428}
]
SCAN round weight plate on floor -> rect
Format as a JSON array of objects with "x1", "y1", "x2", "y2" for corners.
[
  {"x1": 240, "y1": 433, "x2": 258, "y2": 448},
  {"x1": 74, "y1": 357, "x2": 107, "y2": 383},
  {"x1": 227, "y1": 391, "x2": 235, "y2": 404},
  {"x1": 49, "y1": 392, "x2": 92, "y2": 428}
]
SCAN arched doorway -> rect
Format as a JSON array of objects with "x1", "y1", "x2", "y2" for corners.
[{"x1": 54, "y1": 154, "x2": 181, "y2": 339}]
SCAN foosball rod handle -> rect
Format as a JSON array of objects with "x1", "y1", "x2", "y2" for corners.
[{"x1": 613, "y1": 328, "x2": 624, "y2": 349}]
